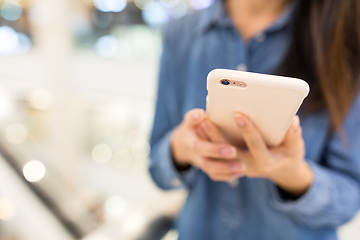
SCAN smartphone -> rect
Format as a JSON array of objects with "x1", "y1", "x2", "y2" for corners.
[{"x1": 206, "y1": 69, "x2": 310, "y2": 147}]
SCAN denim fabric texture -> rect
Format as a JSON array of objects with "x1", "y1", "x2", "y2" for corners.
[{"x1": 149, "y1": 1, "x2": 360, "y2": 239}]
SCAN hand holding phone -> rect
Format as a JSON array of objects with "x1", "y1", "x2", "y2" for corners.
[{"x1": 206, "y1": 69, "x2": 310, "y2": 147}]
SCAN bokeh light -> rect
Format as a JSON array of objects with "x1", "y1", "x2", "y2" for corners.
[
  {"x1": 0, "y1": 26, "x2": 19, "y2": 55},
  {"x1": 112, "y1": 149, "x2": 133, "y2": 169},
  {"x1": 127, "y1": 129, "x2": 147, "y2": 145},
  {"x1": 111, "y1": 134, "x2": 128, "y2": 150},
  {"x1": 131, "y1": 139, "x2": 150, "y2": 159},
  {"x1": 134, "y1": 0, "x2": 154, "y2": 10},
  {"x1": 6, "y1": 124, "x2": 28, "y2": 144},
  {"x1": 0, "y1": 198, "x2": 17, "y2": 221},
  {"x1": 16, "y1": 32, "x2": 32, "y2": 54},
  {"x1": 0, "y1": 26, "x2": 32, "y2": 55},
  {"x1": 169, "y1": 0, "x2": 187, "y2": 19},
  {"x1": 23, "y1": 160, "x2": 46, "y2": 182},
  {"x1": 94, "y1": 35, "x2": 119, "y2": 58},
  {"x1": 122, "y1": 213, "x2": 146, "y2": 234},
  {"x1": 160, "y1": 0, "x2": 179, "y2": 8},
  {"x1": 94, "y1": 0, "x2": 127, "y2": 12},
  {"x1": 141, "y1": 1, "x2": 170, "y2": 27},
  {"x1": 105, "y1": 196, "x2": 127, "y2": 216},
  {"x1": 92, "y1": 143, "x2": 112, "y2": 163},
  {"x1": 191, "y1": 0, "x2": 214, "y2": 10},
  {"x1": 26, "y1": 89, "x2": 54, "y2": 110},
  {"x1": 0, "y1": 0, "x2": 23, "y2": 21}
]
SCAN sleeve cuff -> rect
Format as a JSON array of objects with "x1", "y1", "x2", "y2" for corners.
[
  {"x1": 150, "y1": 130, "x2": 198, "y2": 189},
  {"x1": 269, "y1": 161, "x2": 333, "y2": 217}
]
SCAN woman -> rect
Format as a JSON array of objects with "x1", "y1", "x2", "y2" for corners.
[{"x1": 150, "y1": 0, "x2": 360, "y2": 239}]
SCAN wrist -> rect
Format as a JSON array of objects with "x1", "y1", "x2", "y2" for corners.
[
  {"x1": 170, "y1": 128, "x2": 192, "y2": 170},
  {"x1": 271, "y1": 160, "x2": 314, "y2": 196}
]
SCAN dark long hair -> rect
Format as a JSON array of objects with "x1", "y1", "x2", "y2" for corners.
[{"x1": 278, "y1": 0, "x2": 360, "y2": 131}]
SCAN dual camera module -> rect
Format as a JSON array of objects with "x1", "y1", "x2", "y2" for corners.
[{"x1": 220, "y1": 79, "x2": 247, "y2": 88}]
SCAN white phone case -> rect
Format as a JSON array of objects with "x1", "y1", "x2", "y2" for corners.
[{"x1": 206, "y1": 69, "x2": 310, "y2": 147}]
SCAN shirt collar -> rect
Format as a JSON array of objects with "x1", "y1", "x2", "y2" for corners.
[{"x1": 195, "y1": 0, "x2": 298, "y2": 36}]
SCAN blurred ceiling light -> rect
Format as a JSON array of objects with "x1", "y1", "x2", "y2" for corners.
[
  {"x1": 160, "y1": 0, "x2": 179, "y2": 8},
  {"x1": 0, "y1": 26, "x2": 19, "y2": 55},
  {"x1": 94, "y1": 35, "x2": 119, "y2": 58},
  {"x1": 142, "y1": 1, "x2": 170, "y2": 27},
  {"x1": 0, "y1": 88, "x2": 13, "y2": 119},
  {"x1": 6, "y1": 124, "x2": 27, "y2": 144},
  {"x1": 122, "y1": 213, "x2": 146, "y2": 234},
  {"x1": 112, "y1": 149, "x2": 133, "y2": 169},
  {"x1": 191, "y1": 0, "x2": 213, "y2": 10},
  {"x1": 105, "y1": 196, "x2": 127, "y2": 216},
  {"x1": 0, "y1": 198, "x2": 17, "y2": 221},
  {"x1": 28, "y1": 4, "x2": 50, "y2": 26},
  {"x1": 134, "y1": 0, "x2": 153, "y2": 10},
  {"x1": 23, "y1": 160, "x2": 46, "y2": 182},
  {"x1": 0, "y1": 0, "x2": 23, "y2": 21},
  {"x1": 131, "y1": 139, "x2": 150, "y2": 159},
  {"x1": 127, "y1": 129, "x2": 147, "y2": 145},
  {"x1": 26, "y1": 89, "x2": 54, "y2": 110},
  {"x1": 169, "y1": 0, "x2": 187, "y2": 18},
  {"x1": 94, "y1": 0, "x2": 127, "y2": 12},
  {"x1": 92, "y1": 143, "x2": 112, "y2": 163}
]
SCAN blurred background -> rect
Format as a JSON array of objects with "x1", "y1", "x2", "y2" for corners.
[{"x1": 0, "y1": 0, "x2": 358, "y2": 239}]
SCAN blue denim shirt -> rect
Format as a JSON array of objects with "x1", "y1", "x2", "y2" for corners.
[{"x1": 149, "y1": 1, "x2": 360, "y2": 239}]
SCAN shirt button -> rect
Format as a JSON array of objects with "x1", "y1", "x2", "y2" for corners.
[
  {"x1": 236, "y1": 64, "x2": 247, "y2": 71},
  {"x1": 171, "y1": 177, "x2": 182, "y2": 187},
  {"x1": 255, "y1": 32, "x2": 266, "y2": 43}
]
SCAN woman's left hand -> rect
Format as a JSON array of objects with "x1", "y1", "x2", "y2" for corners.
[{"x1": 198, "y1": 113, "x2": 314, "y2": 196}]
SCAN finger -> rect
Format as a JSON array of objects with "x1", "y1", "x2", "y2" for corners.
[
  {"x1": 200, "y1": 120, "x2": 228, "y2": 143},
  {"x1": 234, "y1": 113, "x2": 270, "y2": 160},
  {"x1": 235, "y1": 148, "x2": 249, "y2": 175},
  {"x1": 200, "y1": 158, "x2": 243, "y2": 176},
  {"x1": 282, "y1": 115, "x2": 304, "y2": 156},
  {"x1": 184, "y1": 109, "x2": 208, "y2": 127},
  {"x1": 207, "y1": 172, "x2": 241, "y2": 182},
  {"x1": 193, "y1": 140, "x2": 237, "y2": 159},
  {"x1": 196, "y1": 126, "x2": 209, "y2": 140}
]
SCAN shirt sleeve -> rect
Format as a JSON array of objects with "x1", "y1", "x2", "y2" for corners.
[
  {"x1": 270, "y1": 93, "x2": 360, "y2": 229},
  {"x1": 149, "y1": 23, "x2": 199, "y2": 190}
]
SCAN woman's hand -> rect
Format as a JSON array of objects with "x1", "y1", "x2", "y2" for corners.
[
  {"x1": 171, "y1": 109, "x2": 244, "y2": 181},
  {"x1": 199, "y1": 113, "x2": 313, "y2": 196}
]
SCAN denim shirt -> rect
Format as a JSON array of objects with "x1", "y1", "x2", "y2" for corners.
[{"x1": 149, "y1": 1, "x2": 360, "y2": 239}]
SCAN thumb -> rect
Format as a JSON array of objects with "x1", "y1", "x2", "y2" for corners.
[{"x1": 184, "y1": 108, "x2": 207, "y2": 127}]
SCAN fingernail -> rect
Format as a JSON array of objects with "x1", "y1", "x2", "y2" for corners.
[
  {"x1": 231, "y1": 163, "x2": 242, "y2": 173},
  {"x1": 192, "y1": 111, "x2": 200, "y2": 121},
  {"x1": 201, "y1": 122, "x2": 209, "y2": 131},
  {"x1": 220, "y1": 146, "x2": 236, "y2": 157},
  {"x1": 234, "y1": 113, "x2": 246, "y2": 127},
  {"x1": 292, "y1": 116, "x2": 300, "y2": 132}
]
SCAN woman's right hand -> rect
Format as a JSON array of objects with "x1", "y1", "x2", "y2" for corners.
[{"x1": 171, "y1": 109, "x2": 244, "y2": 181}]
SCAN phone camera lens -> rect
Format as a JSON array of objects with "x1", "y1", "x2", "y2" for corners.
[{"x1": 221, "y1": 80, "x2": 230, "y2": 85}]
